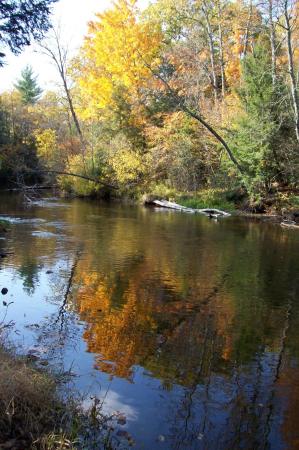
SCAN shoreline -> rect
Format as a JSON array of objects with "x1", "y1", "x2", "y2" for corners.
[
  {"x1": 0, "y1": 340, "x2": 127, "y2": 450},
  {"x1": 1, "y1": 187, "x2": 299, "y2": 228}
]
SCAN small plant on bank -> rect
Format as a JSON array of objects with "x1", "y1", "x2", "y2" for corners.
[{"x1": 0, "y1": 345, "x2": 127, "y2": 449}]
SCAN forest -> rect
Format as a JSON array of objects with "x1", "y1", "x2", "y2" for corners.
[
  {"x1": 1, "y1": 2, "x2": 299, "y2": 448},
  {"x1": 1, "y1": 0, "x2": 299, "y2": 212}
]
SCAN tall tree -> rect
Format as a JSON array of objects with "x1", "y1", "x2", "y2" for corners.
[
  {"x1": 39, "y1": 28, "x2": 84, "y2": 145},
  {"x1": 0, "y1": 0, "x2": 57, "y2": 66},
  {"x1": 231, "y1": 46, "x2": 292, "y2": 195},
  {"x1": 282, "y1": 0, "x2": 299, "y2": 143},
  {"x1": 76, "y1": 0, "x2": 162, "y2": 119},
  {"x1": 14, "y1": 65, "x2": 43, "y2": 104}
]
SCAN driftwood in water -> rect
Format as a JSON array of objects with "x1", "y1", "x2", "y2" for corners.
[
  {"x1": 147, "y1": 199, "x2": 231, "y2": 217},
  {"x1": 281, "y1": 220, "x2": 299, "y2": 229}
]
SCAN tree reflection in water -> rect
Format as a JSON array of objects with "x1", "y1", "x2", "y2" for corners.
[{"x1": 0, "y1": 195, "x2": 299, "y2": 449}]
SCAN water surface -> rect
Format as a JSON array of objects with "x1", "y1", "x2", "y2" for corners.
[{"x1": 0, "y1": 193, "x2": 299, "y2": 449}]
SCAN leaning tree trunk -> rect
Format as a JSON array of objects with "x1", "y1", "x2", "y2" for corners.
[{"x1": 144, "y1": 58, "x2": 244, "y2": 174}]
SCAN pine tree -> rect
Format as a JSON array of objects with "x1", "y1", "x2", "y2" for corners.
[
  {"x1": 14, "y1": 66, "x2": 43, "y2": 104},
  {"x1": 230, "y1": 46, "x2": 292, "y2": 198}
]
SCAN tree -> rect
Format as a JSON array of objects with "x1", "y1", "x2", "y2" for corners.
[
  {"x1": 281, "y1": 0, "x2": 299, "y2": 144},
  {"x1": 0, "y1": 91, "x2": 41, "y2": 185},
  {"x1": 0, "y1": 0, "x2": 57, "y2": 66},
  {"x1": 231, "y1": 46, "x2": 293, "y2": 197},
  {"x1": 76, "y1": 0, "x2": 162, "y2": 120},
  {"x1": 39, "y1": 29, "x2": 84, "y2": 144},
  {"x1": 14, "y1": 65, "x2": 43, "y2": 104}
]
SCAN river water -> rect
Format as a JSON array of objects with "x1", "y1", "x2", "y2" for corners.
[{"x1": 0, "y1": 193, "x2": 299, "y2": 449}]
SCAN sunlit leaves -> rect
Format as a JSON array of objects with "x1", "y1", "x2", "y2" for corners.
[{"x1": 75, "y1": 0, "x2": 162, "y2": 119}]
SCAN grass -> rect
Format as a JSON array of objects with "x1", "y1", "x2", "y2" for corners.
[
  {"x1": 144, "y1": 184, "x2": 237, "y2": 212},
  {"x1": 265, "y1": 191, "x2": 299, "y2": 214},
  {"x1": 177, "y1": 189, "x2": 236, "y2": 212},
  {"x1": 288, "y1": 194, "x2": 299, "y2": 208},
  {"x1": 0, "y1": 345, "x2": 63, "y2": 449},
  {"x1": 0, "y1": 344, "x2": 123, "y2": 449},
  {"x1": 0, "y1": 220, "x2": 10, "y2": 233}
]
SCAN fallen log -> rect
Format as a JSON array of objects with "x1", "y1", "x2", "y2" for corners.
[
  {"x1": 281, "y1": 220, "x2": 299, "y2": 229},
  {"x1": 152, "y1": 199, "x2": 194, "y2": 213},
  {"x1": 5, "y1": 185, "x2": 59, "y2": 191},
  {"x1": 38, "y1": 170, "x2": 118, "y2": 190},
  {"x1": 148, "y1": 199, "x2": 231, "y2": 217}
]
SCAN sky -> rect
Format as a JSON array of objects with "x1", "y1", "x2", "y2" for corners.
[{"x1": 0, "y1": 0, "x2": 148, "y2": 93}]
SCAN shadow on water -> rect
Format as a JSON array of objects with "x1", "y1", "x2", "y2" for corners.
[{"x1": 0, "y1": 193, "x2": 299, "y2": 449}]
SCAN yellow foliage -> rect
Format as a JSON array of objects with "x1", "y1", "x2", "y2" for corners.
[
  {"x1": 34, "y1": 128, "x2": 64, "y2": 171},
  {"x1": 34, "y1": 129, "x2": 57, "y2": 162},
  {"x1": 60, "y1": 153, "x2": 97, "y2": 196},
  {"x1": 76, "y1": 0, "x2": 162, "y2": 119},
  {"x1": 110, "y1": 146, "x2": 145, "y2": 184}
]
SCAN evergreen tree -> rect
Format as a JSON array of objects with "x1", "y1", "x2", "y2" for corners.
[
  {"x1": 230, "y1": 46, "x2": 293, "y2": 199},
  {"x1": 15, "y1": 66, "x2": 43, "y2": 104}
]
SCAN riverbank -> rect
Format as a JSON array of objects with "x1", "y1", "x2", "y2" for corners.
[
  {"x1": 0, "y1": 342, "x2": 122, "y2": 449},
  {"x1": 0, "y1": 343, "x2": 72, "y2": 449},
  {"x1": 0, "y1": 217, "x2": 130, "y2": 450},
  {"x1": 142, "y1": 186, "x2": 299, "y2": 222},
  {"x1": 0, "y1": 220, "x2": 9, "y2": 233}
]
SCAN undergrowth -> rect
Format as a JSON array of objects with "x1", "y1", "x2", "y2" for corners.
[{"x1": 0, "y1": 345, "x2": 126, "y2": 449}]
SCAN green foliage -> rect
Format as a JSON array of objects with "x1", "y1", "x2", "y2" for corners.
[
  {"x1": 14, "y1": 66, "x2": 43, "y2": 105},
  {"x1": 59, "y1": 153, "x2": 99, "y2": 196},
  {"x1": 0, "y1": 219, "x2": 10, "y2": 233},
  {"x1": 289, "y1": 194, "x2": 299, "y2": 207},
  {"x1": 145, "y1": 183, "x2": 180, "y2": 200},
  {"x1": 144, "y1": 185, "x2": 236, "y2": 211},
  {"x1": 0, "y1": 92, "x2": 41, "y2": 185},
  {"x1": 177, "y1": 189, "x2": 236, "y2": 211},
  {"x1": 230, "y1": 46, "x2": 294, "y2": 199}
]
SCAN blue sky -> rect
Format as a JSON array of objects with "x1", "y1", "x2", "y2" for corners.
[{"x1": 0, "y1": 0, "x2": 148, "y2": 92}]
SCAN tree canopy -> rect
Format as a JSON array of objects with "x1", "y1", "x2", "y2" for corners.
[
  {"x1": 0, "y1": 0, "x2": 298, "y2": 210},
  {"x1": 0, "y1": 0, "x2": 57, "y2": 65}
]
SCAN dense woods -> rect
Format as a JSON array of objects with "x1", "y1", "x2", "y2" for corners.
[{"x1": 1, "y1": 0, "x2": 299, "y2": 210}]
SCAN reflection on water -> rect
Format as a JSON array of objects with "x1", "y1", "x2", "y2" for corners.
[{"x1": 0, "y1": 193, "x2": 299, "y2": 449}]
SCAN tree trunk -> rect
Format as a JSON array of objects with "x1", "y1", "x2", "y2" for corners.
[
  {"x1": 284, "y1": 0, "x2": 299, "y2": 143},
  {"x1": 202, "y1": 2, "x2": 218, "y2": 102},
  {"x1": 182, "y1": 104, "x2": 243, "y2": 172},
  {"x1": 38, "y1": 169, "x2": 117, "y2": 190},
  {"x1": 217, "y1": 4, "x2": 226, "y2": 99},
  {"x1": 143, "y1": 58, "x2": 244, "y2": 174},
  {"x1": 61, "y1": 75, "x2": 84, "y2": 144},
  {"x1": 39, "y1": 31, "x2": 86, "y2": 157},
  {"x1": 243, "y1": 0, "x2": 253, "y2": 57},
  {"x1": 268, "y1": 0, "x2": 277, "y2": 85}
]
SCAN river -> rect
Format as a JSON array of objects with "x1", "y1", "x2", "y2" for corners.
[{"x1": 0, "y1": 193, "x2": 299, "y2": 449}]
